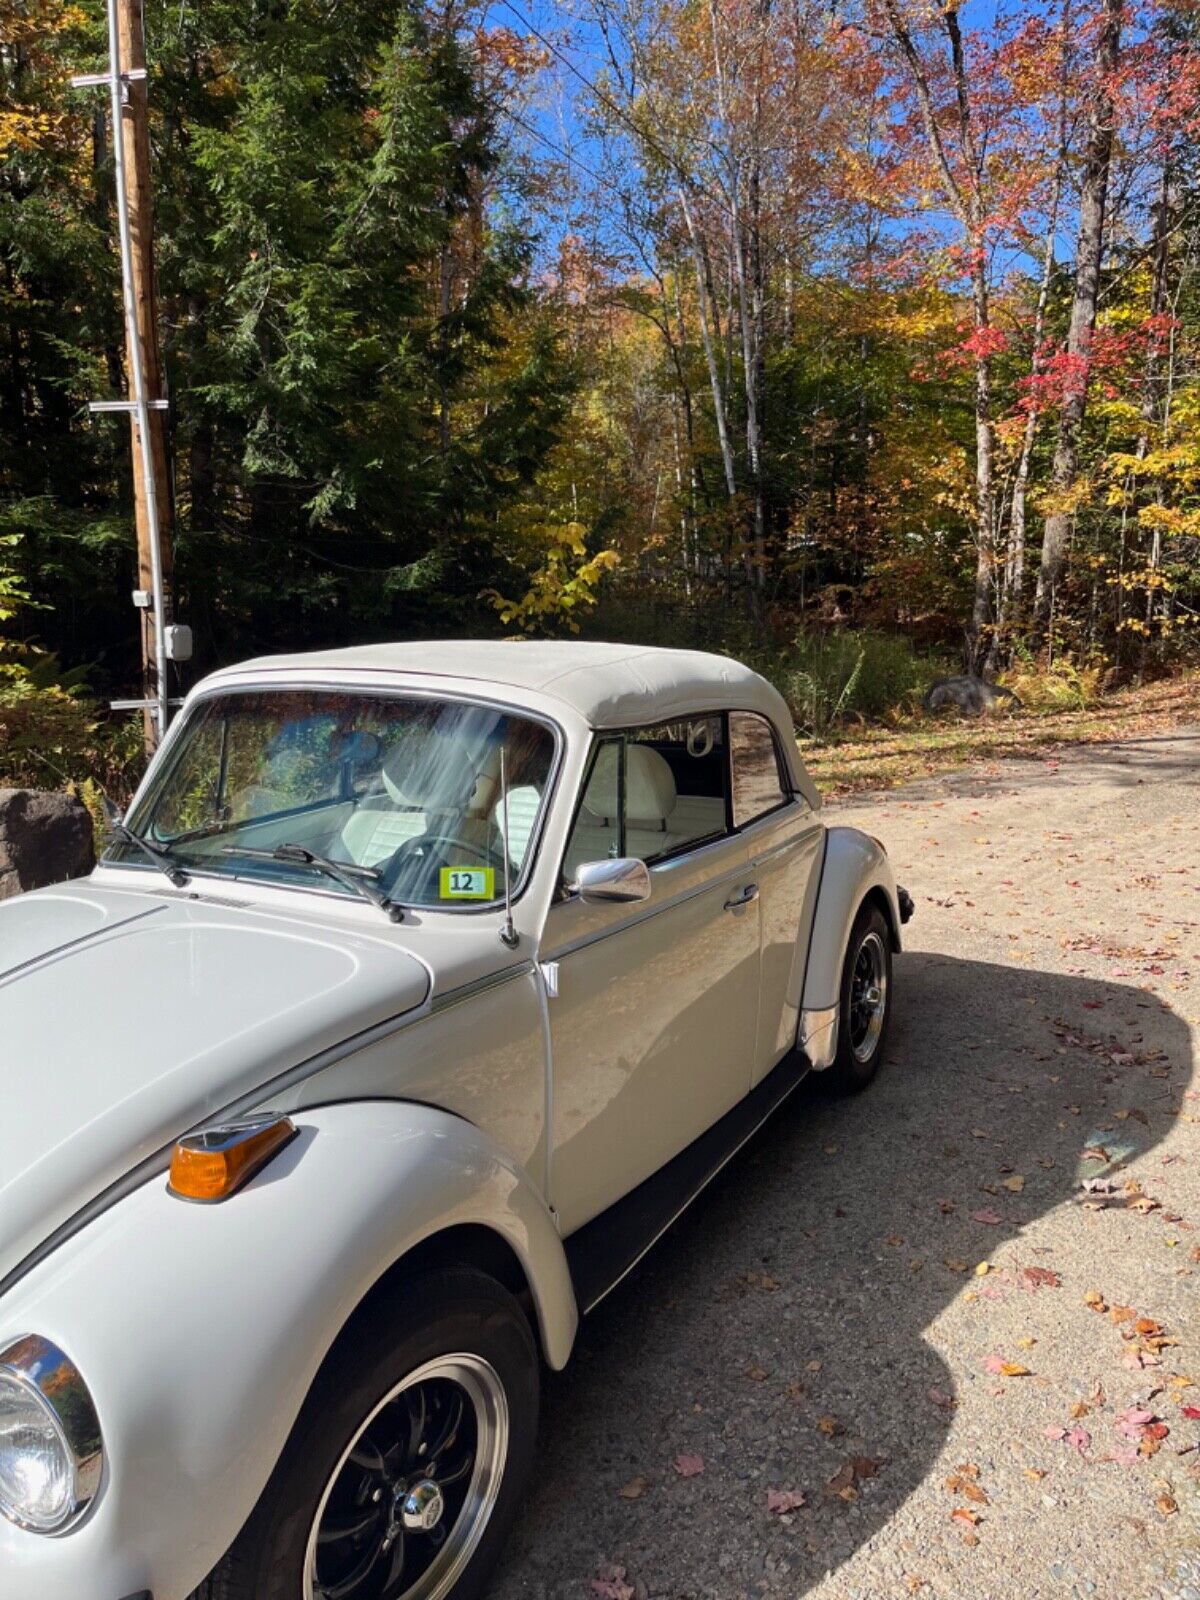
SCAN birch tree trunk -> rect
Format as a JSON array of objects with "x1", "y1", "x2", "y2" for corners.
[
  {"x1": 1001, "y1": 0, "x2": 1071, "y2": 637},
  {"x1": 1034, "y1": 0, "x2": 1124, "y2": 639}
]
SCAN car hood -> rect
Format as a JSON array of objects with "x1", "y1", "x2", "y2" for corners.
[{"x1": 0, "y1": 884, "x2": 431, "y2": 1287}]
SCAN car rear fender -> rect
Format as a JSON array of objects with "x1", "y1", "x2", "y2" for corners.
[
  {"x1": 0, "y1": 1100, "x2": 576, "y2": 1600},
  {"x1": 798, "y1": 826, "x2": 901, "y2": 1068}
]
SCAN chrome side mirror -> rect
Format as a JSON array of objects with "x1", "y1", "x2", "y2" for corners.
[{"x1": 574, "y1": 857, "x2": 651, "y2": 905}]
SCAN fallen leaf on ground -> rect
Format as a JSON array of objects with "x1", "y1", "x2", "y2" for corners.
[
  {"x1": 1084, "y1": 1290, "x2": 1109, "y2": 1312},
  {"x1": 984, "y1": 1355, "x2": 1032, "y2": 1377},
  {"x1": 971, "y1": 1208, "x2": 1004, "y2": 1225},
  {"x1": 766, "y1": 1488, "x2": 807, "y2": 1514},
  {"x1": 592, "y1": 1566, "x2": 635, "y2": 1600},
  {"x1": 824, "y1": 1456, "x2": 882, "y2": 1499},
  {"x1": 1022, "y1": 1266, "x2": 1061, "y2": 1289},
  {"x1": 944, "y1": 1472, "x2": 989, "y2": 1505},
  {"x1": 1156, "y1": 1493, "x2": 1179, "y2": 1516},
  {"x1": 951, "y1": 1507, "x2": 982, "y2": 1527},
  {"x1": 1002, "y1": 1175, "x2": 1026, "y2": 1193},
  {"x1": 618, "y1": 1476, "x2": 648, "y2": 1500},
  {"x1": 744, "y1": 1364, "x2": 770, "y2": 1382},
  {"x1": 817, "y1": 1415, "x2": 844, "y2": 1436},
  {"x1": 674, "y1": 1454, "x2": 705, "y2": 1478},
  {"x1": 975, "y1": 1261, "x2": 992, "y2": 1276}
]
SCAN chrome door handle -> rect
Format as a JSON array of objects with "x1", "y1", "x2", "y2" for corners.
[{"x1": 724, "y1": 883, "x2": 759, "y2": 911}]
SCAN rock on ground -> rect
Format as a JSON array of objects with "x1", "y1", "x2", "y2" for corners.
[{"x1": 0, "y1": 787, "x2": 95, "y2": 900}]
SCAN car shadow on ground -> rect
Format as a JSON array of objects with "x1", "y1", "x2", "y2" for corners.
[{"x1": 491, "y1": 952, "x2": 1193, "y2": 1599}]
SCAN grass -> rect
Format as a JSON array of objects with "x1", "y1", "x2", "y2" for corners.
[{"x1": 802, "y1": 674, "x2": 1200, "y2": 799}]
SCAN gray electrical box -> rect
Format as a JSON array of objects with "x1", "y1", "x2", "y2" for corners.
[{"x1": 164, "y1": 624, "x2": 193, "y2": 662}]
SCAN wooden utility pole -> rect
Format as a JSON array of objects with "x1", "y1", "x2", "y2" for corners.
[{"x1": 116, "y1": 0, "x2": 173, "y2": 751}]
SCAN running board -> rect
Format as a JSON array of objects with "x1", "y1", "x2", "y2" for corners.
[{"x1": 564, "y1": 1051, "x2": 810, "y2": 1315}]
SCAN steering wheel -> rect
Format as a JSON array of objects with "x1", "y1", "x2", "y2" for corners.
[{"x1": 383, "y1": 830, "x2": 504, "y2": 901}]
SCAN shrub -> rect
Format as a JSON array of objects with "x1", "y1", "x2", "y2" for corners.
[
  {"x1": 750, "y1": 631, "x2": 953, "y2": 735},
  {"x1": 999, "y1": 657, "x2": 1102, "y2": 713}
]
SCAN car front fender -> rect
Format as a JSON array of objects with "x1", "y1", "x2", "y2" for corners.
[
  {"x1": 798, "y1": 826, "x2": 902, "y2": 1067},
  {"x1": 0, "y1": 1100, "x2": 577, "y2": 1600}
]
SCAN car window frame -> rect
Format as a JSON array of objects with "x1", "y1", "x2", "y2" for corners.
[
  {"x1": 559, "y1": 714, "x2": 737, "y2": 887},
  {"x1": 110, "y1": 681, "x2": 567, "y2": 917},
  {"x1": 728, "y1": 709, "x2": 796, "y2": 831}
]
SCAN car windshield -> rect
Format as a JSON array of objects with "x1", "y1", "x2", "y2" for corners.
[{"x1": 109, "y1": 689, "x2": 556, "y2": 911}]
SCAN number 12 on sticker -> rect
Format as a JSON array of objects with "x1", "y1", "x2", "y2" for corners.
[{"x1": 440, "y1": 867, "x2": 495, "y2": 900}]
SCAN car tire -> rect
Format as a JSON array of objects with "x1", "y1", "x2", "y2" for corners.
[
  {"x1": 826, "y1": 901, "x2": 893, "y2": 1094},
  {"x1": 191, "y1": 1267, "x2": 539, "y2": 1600}
]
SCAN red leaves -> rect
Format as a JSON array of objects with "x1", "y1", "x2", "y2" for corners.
[
  {"x1": 591, "y1": 1567, "x2": 635, "y2": 1600},
  {"x1": 1020, "y1": 1265, "x2": 1062, "y2": 1290},
  {"x1": 673, "y1": 1453, "x2": 705, "y2": 1478},
  {"x1": 970, "y1": 1207, "x2": 1004, "y2": 1226},
  {"x1": 766, "y1": 1487, "x2": 807, "y2": 1514}
]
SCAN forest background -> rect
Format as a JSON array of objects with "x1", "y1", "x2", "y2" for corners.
[{"x1": 2, "y1": 0, "x2": 1199, "y2": 793}]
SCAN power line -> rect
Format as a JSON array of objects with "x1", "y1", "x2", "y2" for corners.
[{"x1": 491, "y1": 0, "x2": 701, "y2": 192}]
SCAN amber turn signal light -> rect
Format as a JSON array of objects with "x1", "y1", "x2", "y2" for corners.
[{"x1": 168, "y1": 1114, "x2": 298, "y2": 1203}]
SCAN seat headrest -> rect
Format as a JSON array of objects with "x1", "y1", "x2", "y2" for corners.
[
  {"x1": 588, "y1": 743, "x2": 677, "y2": 828},
  {"x1": 380, "y1": 726, "x2": 480, "y2": 813}
]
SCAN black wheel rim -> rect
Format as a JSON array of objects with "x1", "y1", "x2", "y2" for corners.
[
  {"x1": 849, "y1": 930, "x2": 887, "y2": 1064},
  {"x1": 304, "y1": 1356, "x2": 508, "y2": 1600}
]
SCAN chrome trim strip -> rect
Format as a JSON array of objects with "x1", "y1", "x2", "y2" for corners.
[
  {"x1": 0, "y1": 1334, "x2": 103, "y2": 1534},
  {"x1": 0, "y1": 904, "x2": 165, "y2": 990},
  {"x1": 544, "y1": 852, "x2": 752, "y2": 962},
  {"x1": 428, "y1": 961, "x2": 535, "y2": 1014}
]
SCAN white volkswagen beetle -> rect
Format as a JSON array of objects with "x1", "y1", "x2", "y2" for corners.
[{"x1": 0, "y1": 641, "x2": 910, "y2": 1600}]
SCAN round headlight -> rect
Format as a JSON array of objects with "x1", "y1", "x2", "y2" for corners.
[{"x1": 0, "y1": 1337, "x2": 102, "y2": 1534}]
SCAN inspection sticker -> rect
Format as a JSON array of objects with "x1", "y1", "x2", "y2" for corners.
[{"x1": 440, "y1": 867, "x2": 495, "y2": 900}]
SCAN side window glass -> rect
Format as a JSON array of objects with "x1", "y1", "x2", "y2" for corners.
[
  {"x1": 563, "y1": 716, "x2": 732, "y2": 879},
  {"x1": 563, "y1": 739, "x2": 622, "y2": 880},
  {"x1": 626, "y1": 716, "x2": 727, "y2": 864},
  {"x1": 730, "y1": 711, "x2": 789, "y2": 828}
]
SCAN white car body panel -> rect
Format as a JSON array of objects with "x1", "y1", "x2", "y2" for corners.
[
  {"x1": 0, "y1": 641, "x2": 903, "y2": 1597},
  {"x1": 541, "y1": 828, "x2": 759, "y2": 1234},
  {"x1": 0, "y1": 1100, "x2": 575, "y2": 1600},
  {"x1": 0, "y1": 887, "x2": 430, "y2": 1290}
]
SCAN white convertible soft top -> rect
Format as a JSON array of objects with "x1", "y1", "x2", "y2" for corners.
[{"x1": 203, "y1": 640, "x2": 816, "y2": 800}]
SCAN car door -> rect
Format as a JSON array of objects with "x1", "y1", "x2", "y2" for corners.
[
  {"x1": 541, "y1": 715, "x2": 762, "y2": 1236},
  {"x1": 729, "y1": 710, "x2": 826, "y2": 1083}
]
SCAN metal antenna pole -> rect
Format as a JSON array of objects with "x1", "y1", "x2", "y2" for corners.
[
  {"x1": 498, "y1": 746, "x2": 518, "y2": 949},
  {"x1": 72, "y1": 0, "x2": 171, "y2": 745}
]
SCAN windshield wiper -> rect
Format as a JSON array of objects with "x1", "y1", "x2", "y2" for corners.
[
  {"x1": 222, "y1": 843, "x2": 403, "y2": 923},
  {"x1": 105, "y1": 820, "x2": 189, "y2": 888}
]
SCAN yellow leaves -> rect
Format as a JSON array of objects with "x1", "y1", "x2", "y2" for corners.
[
  {"x1": 0, "y1": 107, "x2": 68, "y2": 160},
  {"x1": 483, "y1": 521, "x2": 619, "y2": 636}
]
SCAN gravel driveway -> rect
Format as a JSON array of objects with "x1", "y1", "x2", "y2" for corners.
[{"x1": 491, "y1": 727, "x2": 1200, "y2": 1600}]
